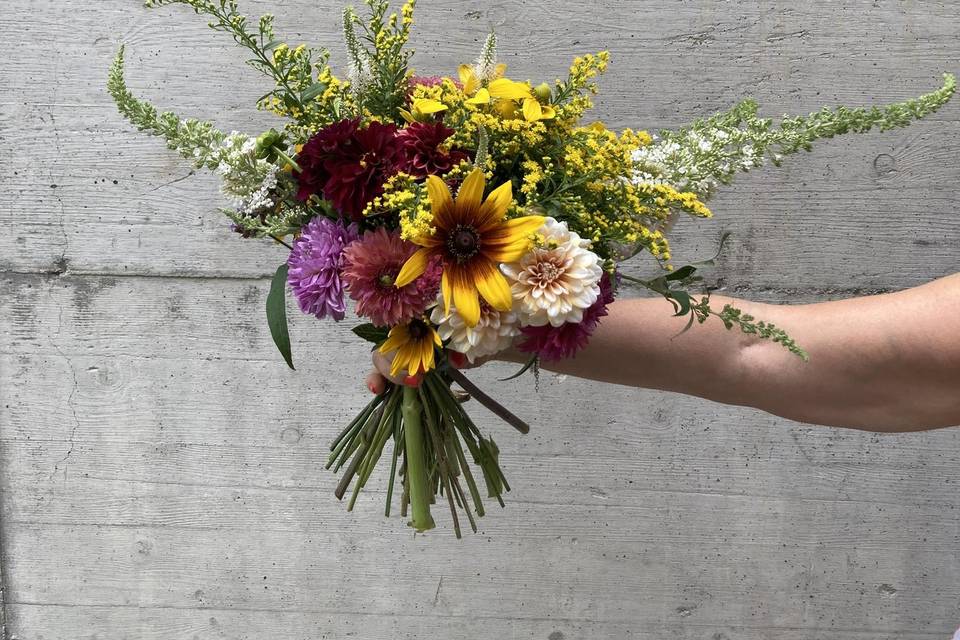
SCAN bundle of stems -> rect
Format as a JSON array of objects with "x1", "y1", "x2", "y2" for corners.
[{"x1": 326, "y1": 367, "x2": 526, "y2": 537}]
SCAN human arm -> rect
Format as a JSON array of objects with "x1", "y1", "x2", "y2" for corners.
[{"x1": 369, "y1": 272, "x2": 960, "y2": 432}]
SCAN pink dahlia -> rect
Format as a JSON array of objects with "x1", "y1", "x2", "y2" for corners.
[
  {"x1": 516, "y1": 272, "x2": 616, "y2": 361},
  {"x1": 396, "y1": 122, "x2": 470, "y2": 178},
  {"x1": 341, "y1": 228, "x2": 442, "y2": 327},
  {"x1": 295, "y1": 119, "x2": 404, "y2": 221},
  {"x1": 287, "y1": 216, "x2": 359, "y2": 321}
]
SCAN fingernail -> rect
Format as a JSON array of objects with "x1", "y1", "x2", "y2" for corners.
[
  {"x1": 449, "y1": 351, "x2": 467, "y2": 368},
  {"x1": 403, "y1": 375, "x2": 421, "y2": 387}
]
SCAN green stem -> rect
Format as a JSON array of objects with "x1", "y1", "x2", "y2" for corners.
[{"x1": 402, "y1": 385, "x2": 435, "y2": 532}]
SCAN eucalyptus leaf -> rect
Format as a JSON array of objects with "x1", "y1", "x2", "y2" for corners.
[{"x1": 267, "y1": 263, "x2": 295, "y2": 369}]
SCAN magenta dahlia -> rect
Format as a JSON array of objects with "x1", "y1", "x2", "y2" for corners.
[
  {"x1": 396, "y1": 122, "x2": 469, "y2": 178},
  {"x1": 287, "y1": 216, "x2": 359, "y2": 321},
  {"x1": 516, "y1": 272, "x2": 616, "y2": 361},
  {"x1": 342, "y1": 228, "x2": 442, "y2": 327},
  {"x1": 295, "y1": 119, "x2": 404, "y2": 221}
]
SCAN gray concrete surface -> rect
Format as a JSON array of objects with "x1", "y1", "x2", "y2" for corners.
[{"x1": 2, "y1": 1, "x2": 958, "y2": 638}]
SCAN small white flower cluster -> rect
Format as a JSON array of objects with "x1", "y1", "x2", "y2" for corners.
[
  {"x1": 632, "y1": 124, "x2": 789, "y2": 202},
  {"x1": 472, "y1": 32, "x2": 500, "y2": 83},
  {"x1": 215, "y1": 132, "x2": 279, "y2": 215},
  {"x1": 429, "y1": 218, "x2": 604, "y2": 363}
]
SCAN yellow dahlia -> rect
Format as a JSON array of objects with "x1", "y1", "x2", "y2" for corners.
[
  {"x1": 378, "y1": 317, "x2": 442, "y2": 377},
  {"x1": 394, "y1": 168, "x2": 545, "y2": 327}
]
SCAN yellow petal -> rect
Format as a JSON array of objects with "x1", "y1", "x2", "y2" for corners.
[
  {"x1": 522, "y1": 98, "x2": 542, "y2": 122},
  {"x1": 425, "y1": 174, "x2": 453, "y2": 218},
  {"x1": 465, "y1": 87, "x2": 491, "y2": 105},
  {"x1": 488, "y1": 78, "x2": 532, "y2": 101},
  {"x1": 413, "y1": 98, "x2": 448, "y2": 115},
  {"x1": 431, "y1": 326, "x2": 442, "y2": 348},
  {"x1": 421, "y1": 338, "x2": 435, "y2": 372},
  {"x1": 451, "y1": 273, "x2": 481, "y2": 327},
  {"x1": 476, "y1": 180, "x2": 513, "y2": 230},
  {"x1": 456, "y1": 168, "x2": 485, "y2": 210},
  {"x1": 458, "y1": 64, "x2": 478, "y2": 95},
  {"x1": 483, "y1": 216, "x2": 546, "y2": 262},
  {"x1": 474, "y1": 261, "x2": 513, "y2": 312},
  {"x1": 379, "y1": 325, "x2": 410, "y2": 361},
  {"x1": 493, "y1": 63, "x2": 507, "y2": 79},
  {"x1": 399, "y1": 109, "x2": 415, "y2": 124},
  {"x1": 391, "y1": 343, "x2": 415, "y2": 377},
  {"x1": 540, "y1": 105, "x2": 556, "y2": 120},
  {"x1": 441, "y1": 270, "x2": 452, "y2": 315},
  {"x1": 394, "y1": 247, "x2": 431, "y2": 287}
]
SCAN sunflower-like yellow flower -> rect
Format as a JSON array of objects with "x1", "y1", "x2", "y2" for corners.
[
  {"x1": 378, "y1": 317, "x2": 442, "y2": 377},
  {"x1": 400, "y1": 98, "x2": 449, "y2": 123},
  {"x1": 394, "y1": 168, "x2": 545, "y2": 327},
  {"x1": 458, "y1": 64, "x2": 553, "y2": 122}
]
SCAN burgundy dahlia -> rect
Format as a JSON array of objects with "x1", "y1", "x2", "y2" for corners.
[
  {"x1": 295, "y1": 119, "x2": 404, "y2": 221},
  {"x1": 516, "y1": 272, "x2": 616, "y2": 361},
  {"x1": 341, "y1": 228, "x2": 442, "y2": 327},
  {"x1": 396, "y1": 122, "x2": 469, "y2": 178},
  {"x1": 287, "y1": 216, "x2": 359, "y2": 321}
]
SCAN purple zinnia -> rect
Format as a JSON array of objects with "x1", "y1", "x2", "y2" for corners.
[
  {"x1": 287, "y1": 216, "x2": 359, "y2": 321},
  {"x1": 516, "y1": 272, "x2": 616, "y2": 361}
]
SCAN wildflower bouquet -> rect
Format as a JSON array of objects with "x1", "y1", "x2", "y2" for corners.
[{"x1": 109, "y1": 0, "x2": 955, "y2": 535}]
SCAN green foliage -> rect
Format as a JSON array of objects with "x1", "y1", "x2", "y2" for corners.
[
  {"x1": 108, "y1": 45, "x2": 227, "y2": 169},
  {"x1": 648, "y1": 74, "x2": 957, "y2": 200},
  {"x1": 144, "y1": 0, "x2": 332, "y2": 118},
  {"x1": 224, "y1": 202, "x2": 315, "y2": 239},
  {"x1": 621, "y1": 232, "x2": 808, "y2": 361},
  {"x1": 352, "y1": 323, "x2": 390, "y2": 346},
  {"x1": 711, "y1": 302, "x2": 809, "y2": 361},
  {"x1": 267, "y1": 263, "x2": 295, "y2": 369},
  {"x1": 341, "y1": 0, "x2": 417, "y2": 121}
]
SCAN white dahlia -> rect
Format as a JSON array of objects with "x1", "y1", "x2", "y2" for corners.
[
  {"x1": 500, "y1": 217, "x2": 603, "y2": 327},
  {"x1": 430, "y1": 298, "x2": 520, "y2": 363}
]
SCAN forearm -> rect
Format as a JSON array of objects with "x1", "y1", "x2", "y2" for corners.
[{"x1": 501, "y1": 274, "x2": 960, "y2": 432}]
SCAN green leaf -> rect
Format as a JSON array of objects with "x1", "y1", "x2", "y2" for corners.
[
  {"x1": 300, "y1": 82, "x2": 328, "y2": 102},
  {"x1": 669, "y1": 290, "x2": 692, "y2": 317},
  {"x1": 267, "y1": 263, "x2": 295, "y2": 370},
  {"x1": 664, "y1": 264, "x2": 698, "y2": 282},
  {"x1": 352, "y1": 323, "x2": 389, "y2": 345}
]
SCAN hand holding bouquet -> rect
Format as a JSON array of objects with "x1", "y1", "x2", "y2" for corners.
[{"x1": 109, "y1": 0, "x2": 955, "y2": 535}]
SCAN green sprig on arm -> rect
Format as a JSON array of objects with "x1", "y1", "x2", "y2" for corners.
[{"x1": 107, "y1": 45, "x2": 227, "y2": 169}]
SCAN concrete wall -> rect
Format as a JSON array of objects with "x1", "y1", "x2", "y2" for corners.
[{"x1": 2, "y1": 1, "x2": 958, "y2": 638}]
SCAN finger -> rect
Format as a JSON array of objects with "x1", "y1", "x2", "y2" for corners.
[
  {"x1": 366, "y1": 369, "x2": 386, "y2": 395},
  {"x1": 372, "y1": 351, "x2": 417, "y2": 386}
]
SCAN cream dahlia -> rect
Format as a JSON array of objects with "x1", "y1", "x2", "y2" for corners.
[
  {"x1": 500, "y1": 217, "x2": 603, "y2": 327},
  {"x1": 429, "y1": 297, "x2": 519, "y2": 363}
]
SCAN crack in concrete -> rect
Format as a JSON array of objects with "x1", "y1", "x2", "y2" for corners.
[
  {"x1": 48, "y1": 302, "x2": 81, "y2": 482},
  {"x1": 139, "y1": 170, "x2": 196, "y2": 196}
]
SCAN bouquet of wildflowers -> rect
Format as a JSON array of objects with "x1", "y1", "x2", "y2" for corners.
[{"x1": 109, "y1": 0, "x2": 955, "y2": 535}]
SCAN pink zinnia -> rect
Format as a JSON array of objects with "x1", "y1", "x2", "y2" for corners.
[
  {"x1": 516, "y1": 272, "x2": 616, "y2": 361},
  {"x1": 342, "y1": 228, "x2": 442, "y2": 327}
]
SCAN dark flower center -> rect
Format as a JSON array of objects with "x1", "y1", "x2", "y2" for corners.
[
  {"x1": 407, "y1": 319, "x2": 429, "y2": 340},
  {"x1": 377, "y1": 271, "x2": 396, "y2": 289},
  {"x1": 447, "y1": 224, "x2": 481, "y2": 262}
]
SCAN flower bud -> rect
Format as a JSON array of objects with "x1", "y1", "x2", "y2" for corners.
[{"x1": 533, "y1": 82, "x2": 552, "y2": 102}]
